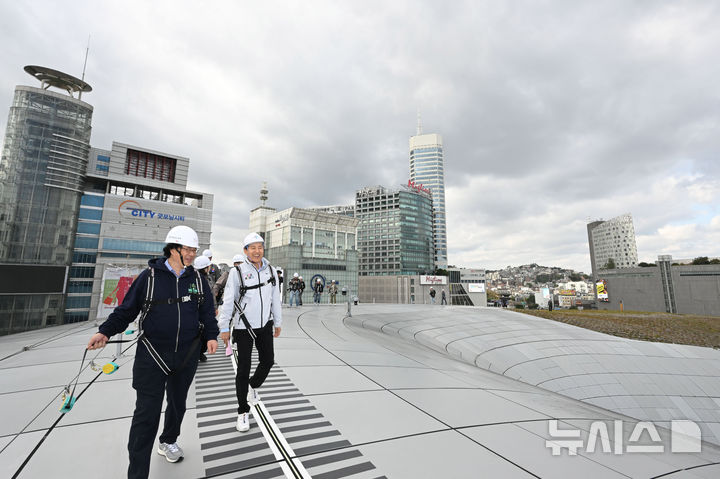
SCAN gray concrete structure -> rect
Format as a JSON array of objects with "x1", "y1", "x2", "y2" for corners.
[
  {"x1": 2, "y1": 305, "x2": 719, "y2": 477},
  {"x1": 597, "y1": 256, "x2": 720, "y2": 316},
  {"x1": 359, "y1": 274, "x2": 448, "y2": 304}
]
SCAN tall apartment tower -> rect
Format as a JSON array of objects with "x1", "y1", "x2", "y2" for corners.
[
  {"x1": 587, "y1": 213, "x2": 639, "y2": 276},
  {"x1": 0, "y1": 66, "x2": 93, "y2": 333},
  {"x1": 409, "y1": 132, "x2": 447, "y2": 269}
]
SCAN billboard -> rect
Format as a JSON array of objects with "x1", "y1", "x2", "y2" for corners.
[
  {"x1": 468, "y1": 283, "x2": 486, "y2": 293},
  {"x1": 596, "y1": 280, "x2": 609, "y2": 302},
  {"x1": 420, "y1": 275, "x2": 447, "y2": 285},
  {"x1": 0, "y1": 264, "x2": 67, "y2": 294},
  {"x1": 97, "y1": 265, "x2": 145, "y2": 318}
]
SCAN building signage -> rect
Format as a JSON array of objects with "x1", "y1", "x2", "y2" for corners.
[
  {"x1": 118, "y1": 199, "x2": 185, "y2": 222},
  {"x1": 468, "y1": 283, "x2": 486, "y2": 293},
  {"x1": 559, "y1": 289, "x2": 576, "y2": 296},
  {"x1": 97, "y1": 265, "x2": 145, "y2": 318},
  {"x1": 407, "y1": 179, "x2": 431, "y2": 196},
  {"x1": 596, "y1": 280, "x2": 609, "y2": 302},
  {"x1": 420, "y1": 275, "x2": 447, "y2": 285}
]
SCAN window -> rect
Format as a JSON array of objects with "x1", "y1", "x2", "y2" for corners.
[
  {"x1": 74, "y1": 237, "x2": 99, "y2": 249},
  {"x1": 78, "y1": 208, "x2": 103, "y2": 220},
  {"x1": 69, "y1": 266, "x2": 95, "y2": 278},
  {"x1": 125, "y1": 149, "x2": 176, "y2": 182},
  {"x1": 80, "y1": 195, "x2": 104, "y2": 207},
  {"x1": 67, "y1": 281, "x2": 93, "y2": 293},
  {"x1": 77, "y1": 222, "x2": 101, "y2": 235},
  {"x1": 103, "y1": 238, "x2": 164, "y2": 253}
]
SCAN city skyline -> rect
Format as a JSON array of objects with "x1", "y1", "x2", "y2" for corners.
[{"x1": 1, "y1": 1, "x2": 719, "y2": 273}]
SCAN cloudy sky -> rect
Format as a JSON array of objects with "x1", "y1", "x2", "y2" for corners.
[{"x1": 1, "y1": 1, "x2": 719, "y2": 273}]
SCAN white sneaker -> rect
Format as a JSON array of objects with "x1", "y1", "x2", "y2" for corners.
[
  {"x1": 247, "y1": 387, "x2": 260, "y2": 404},
  {"x1": 236, "y1": 412, "x2": 250, "y2": 432},
  {"x1": 157, "y1": 442, "x2": 184, "y2": 462}
]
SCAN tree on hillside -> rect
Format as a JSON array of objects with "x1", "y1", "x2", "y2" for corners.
[{"x1": 569, "y1": 273, "x2": 582, "y2": 281}]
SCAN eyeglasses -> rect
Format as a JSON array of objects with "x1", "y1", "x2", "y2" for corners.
[{"x1": 181, "y1": 246, "x2": 198, "y2": 254}]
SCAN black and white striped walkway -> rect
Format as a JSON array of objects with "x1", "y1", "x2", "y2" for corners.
[{"x1": 195, "y1": 348, "x2": 385, "y2": 478}]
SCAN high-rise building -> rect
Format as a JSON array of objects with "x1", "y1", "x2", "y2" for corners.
[
  {"x1": 409, "y1": 132, "x2": 447, "y2": 269},
  {"x1": 0, "y1": 66, "x2": 93, "y2": 333},
  {"x1": 65, "y1": 142, "x2": 213, "y2": 324},
  {"x1": 0, "y1": 66, "x2": 213, "y2": 334},
  {"x1": 356, "y1": 184, "x2": 434, "y2": 276},
  {"x1": 587, "y1": 213, "x2": 639, "y2": 276}
]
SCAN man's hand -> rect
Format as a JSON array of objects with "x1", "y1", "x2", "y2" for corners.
[
  {"x1": 274, "y1": 327, "x2": 282, "y2": 338},
  {"x1": 220, "y1": 331, "x2": 230, "y2": 344},
  {"x1": 207, "y1": 340, "x2": 218, "y2": 354},
  {"x1": 87, "y1": 333, "x2": 108, "y2": 350}
]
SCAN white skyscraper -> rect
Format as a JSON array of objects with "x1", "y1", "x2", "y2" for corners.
[
  {"x1": 409, "y1": 132, "x2": 447, "y2": 269},
  {"x1": 587, "y1": 213, "x2": 639, "y2": 275}
]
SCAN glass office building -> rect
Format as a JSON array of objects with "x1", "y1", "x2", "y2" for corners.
[
  {"x1": 250, "y1": 204, "x2": 360, "y2": 302},
  {"x1": 409, "y1": 133, "x2": 447, "y2": 269},
  {"x1": 356, "y1": 185, "x2": 434, "y2": 276},
  {"x1": 0, "y1": 67, "x2": 93, "y2": 334}
]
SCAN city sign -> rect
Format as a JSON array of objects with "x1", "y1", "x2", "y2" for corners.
[
  {"x1": 468, "y1": 283, "x2": 485, "y2": 293},
  {"x1": 420, "y1": 275, "x2": 447, "y2": 285},
  {"x1": 118, "y1": 199, "x2": 186, "y2": 222},
  {"x1": 407, "y1": 179, "x2": 431, "y2": 195}
]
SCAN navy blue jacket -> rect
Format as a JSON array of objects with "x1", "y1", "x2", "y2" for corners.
[{"x1": 99, "y1": 257, "x2": 219, "y2": 349}]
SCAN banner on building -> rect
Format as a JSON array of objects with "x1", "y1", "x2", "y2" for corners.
[
  {"x1": 97, "y1": 265, "x2": 145, "y2": 319},
  {"x1": 559, "y1": 289, "x2": 576, "y2": 296},
  {"x1": 596, "y1": 280, "x2": 609, "y2": 302},
  {"x1": 420, "y1": 275, "x2": 448, "y2": 285},
  {"x1": 468, "y1": 283, "x2": 486, "y2": 293}
]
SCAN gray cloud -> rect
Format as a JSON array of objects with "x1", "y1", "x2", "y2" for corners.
[{"x1": 1, "y1": 0, "x2": 719, "y2": 272}]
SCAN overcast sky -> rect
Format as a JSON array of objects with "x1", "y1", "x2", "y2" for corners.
[{"x1": 1, "y1": 1, "x2": 719, "y2": 273}]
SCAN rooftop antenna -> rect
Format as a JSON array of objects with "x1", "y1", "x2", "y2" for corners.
[
  {"x1": 260, "y1": 181, "x2": 268, "y2": 207},
  {"x1": 416, "y1": 108, "x2": 423, "y2": 136},
  {"x1": 79, "y1": 35, "x2": 90, "y2": 100}
]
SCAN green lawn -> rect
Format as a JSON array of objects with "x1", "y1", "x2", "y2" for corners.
[{"x1": 519, "y1": 309, "x2": 720, "y2": 349}]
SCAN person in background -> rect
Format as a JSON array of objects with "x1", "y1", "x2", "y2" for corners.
[
  {"x1": 288, "y1": 273, "x2": 300, "y2": 307},
  {"x1": 441, "y1": 289, "x2": 447, "y2": 305},
  {"x1": 202, "y1": 249, "x2": 222, "y2": 286},
  {"x1": 327, "y1": 280, "x2": 338, "y2": 304},
  {"x1": 86, "y1": 225, "x2": 218, "y2": 479},
  {"x1": 213, "y1": 254, "x2": 244, "y2": 310},
  {"x1": 313, "y1": 278, "x2": 324, "y2": 304},
  {"x1": 298, "y1": 275, "x2": 305, "y2": 306},
  {"x1": 429, "y1": 287, "x2": 436, "y2": 304}
]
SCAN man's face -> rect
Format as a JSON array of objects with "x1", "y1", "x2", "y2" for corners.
[
  {"x1": 245, "y1": 242, "x2": 264, "y2": 264},
  {"x1": 176, "y1": 245, "x2": 197, "y2": 265}
]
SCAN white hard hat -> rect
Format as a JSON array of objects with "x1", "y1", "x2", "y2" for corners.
[
  {"x1": 165, "y1": 226, "x2": 199, "y2": 248},
  {"x1": 298, "y1": 276, "x2": 303, "y2": 279},
  {"x1": 194, "y1": 255, "x2": 211, "y2": 270},
  {"x1": 317, "y1": 278, "x2": 322, "y2": 282},
  {"x1": 243, "y1": 232, "x2": 264, "y2": 249},
  {"x1": 293, "y1": 273, "x2": 298, "y2": 278},
  {"x1": 202, "y1": 249, "x2": 212, "y2": 258},
  {"x1": 232, "y1": 253, "x2": 245, "y2": 263}
]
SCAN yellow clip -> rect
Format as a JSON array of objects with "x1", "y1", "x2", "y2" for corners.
[{"x1": 102, "y1": 362, "x2": 119, "y2": 374}]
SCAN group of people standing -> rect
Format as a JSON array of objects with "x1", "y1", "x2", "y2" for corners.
[
  {"x1": 428, "y1": 286, "x2": 448, "y2": 305},
  {"x1": 287, "y1": 275, "x2": 341, "y2": 305},
  {"x1": 87, "y1": 227, "x2": 282, "y2": 478}
]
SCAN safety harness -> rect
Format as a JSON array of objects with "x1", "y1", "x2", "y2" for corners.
[
  {"x1": 231, "y1": 264, "x2": 278, "y2": 341},
  {"x1": 138, "y1": 266, "x2": 206, "y2": 375}
]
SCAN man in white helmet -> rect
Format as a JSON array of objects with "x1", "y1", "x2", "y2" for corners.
[
  {"x1": 87, "y1": 225, "x2": 218, "y2": 478},
  {"x1": 288, "y1": 272, "x2": 301, "y2": 307},
  {"x1": 202, "y1": 248, "x2": 222, "y2": 286},
  {"x1": 218, "y1": 233, "x2": 282, "y2": 433},
  {"x1": 298, "y1": 275, "x2": 305, "y2": 306}
]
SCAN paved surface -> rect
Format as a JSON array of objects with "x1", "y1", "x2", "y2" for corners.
[{"x1": 1, "y1": 304, "x2": 719, "y2": 478}]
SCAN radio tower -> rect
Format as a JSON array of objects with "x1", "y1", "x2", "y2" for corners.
[{"x1": 260, "y1": 181, "x2": 268, "y2": 207}]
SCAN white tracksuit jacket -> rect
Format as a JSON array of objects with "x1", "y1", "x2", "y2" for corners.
[{"x1": 218, "y1": 257, "x2": 282, "y2": 332}]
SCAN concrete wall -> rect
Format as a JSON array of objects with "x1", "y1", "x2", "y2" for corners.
[{"x1": 598, "y1": 264, "x2": 720, "y2": 316}]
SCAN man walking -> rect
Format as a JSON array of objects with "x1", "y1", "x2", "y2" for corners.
[
  {"x1": 87, "y1": 225, "x2": 218, "y2": 479},
  {"x1": 202, "y1": 249, "x2": 222, "y2": 286},
  {"x1": 298, "y1": 275, "x2": 305, "y2": 305},
  {"x1": 327, "y1": 280, "x2": 338, "y2": 304},
  {"x1": 441, "y1": 289, "x2": 448, "y2": 305},
  {"x1": 288, "y1": 273, "x2": 300, "y2": 307},
  {"x1": 218, "y1": 233, "x2": 282, "y2": 433},
  {"x1": 313, "y1": 278, "x2": 324, "y2": 304},
  {"x1": 429, "y1": 287, "x2": 436, "y2": 304}
]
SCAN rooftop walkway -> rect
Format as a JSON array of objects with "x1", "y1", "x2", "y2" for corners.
[{"x1": 1, "y1": 304, "x2": 719, "y2": 478}]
